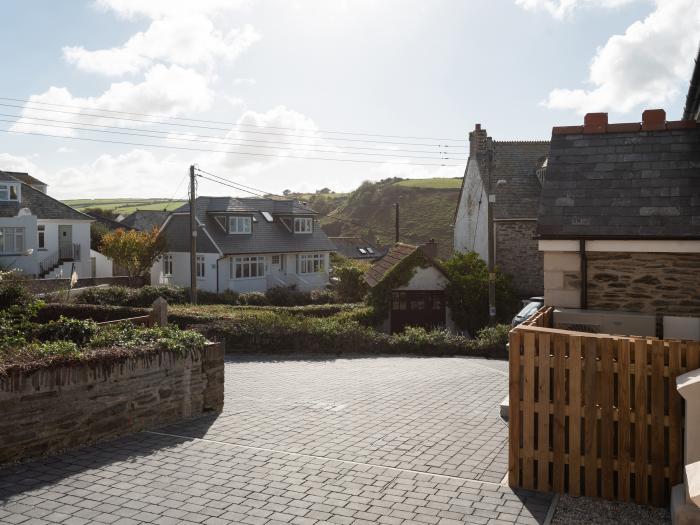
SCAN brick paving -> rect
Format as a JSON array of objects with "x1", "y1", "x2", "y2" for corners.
[{"x1": 0, "y1": 356, "x2": 552, "y2": 524}]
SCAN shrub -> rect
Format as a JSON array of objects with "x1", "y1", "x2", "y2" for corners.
[
  {"x1": 264, "y1": 286, "x2": 309, "y2": 306},
  {"x1": 332, "y1": 260, "x2": 368, "y2": 303},
  {"x1": 0, "y1": 271, "x2": 34, "y2": 310},
  {"x1": 76, "y1": 286, "x2": 131, "y2": 306},
  {"x1": 309, "y1": 288, "x2": 337, "y2": 305},
  {"x1": 238, "y1": 292, "x2": 269, "y2": 306},
  {"x1": 32, "y1": 340, "x2": 81, "y2": 359},
  {"x1": 89, "y1": 323, "x2": 206, "y2": 354},
  {"x1": 75, "y1": 285, "x2": 187, "y2": 307},
  {"x1": 197, "y1": 289, "x2": 239, "y2": 305},
  {"x1": 35, "y1": 316, "x2": 98, "y2": 346},
  {"x1": 443, "y1": 251, "x2": 520, "y2": 335}
]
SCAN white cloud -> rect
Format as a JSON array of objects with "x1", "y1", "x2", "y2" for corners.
[
  {"x1": 94, "y1": 0, "x2": 250, "y2": 20},
  {"x1": 11, "y1": 64, "x2": 215, "y2": 136},
  {"x1": 0, "y1": 153, "x2": 43, "y2": 177},
  {"x1": 515, "y1": 0, "x2": 636, "y2": 19},
  {"x1": 542, "y1": 0, "x2": 700, "y2": 114},
  {"x1": 63, "y1": 19, "x2": 260, "y2": 76}
]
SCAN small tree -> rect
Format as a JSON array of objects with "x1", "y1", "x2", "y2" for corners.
[
  {"x1": 99, "y1": 227, "x2": 167, "y2": 280},
  {"x1": 443, "y1": 251, "x2": 519, "y2": 335},
  {"x1": 331, "y1": 254, "x2": 369, "y2": 303}
]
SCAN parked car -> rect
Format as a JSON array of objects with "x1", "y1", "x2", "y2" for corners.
[{"x1": 511, "y1": 296, "x2": 544, "y2": 326}]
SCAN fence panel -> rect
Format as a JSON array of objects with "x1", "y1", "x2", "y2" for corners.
[{"x1": 509, "y1": 318, "x2": 700, "y2": 506}]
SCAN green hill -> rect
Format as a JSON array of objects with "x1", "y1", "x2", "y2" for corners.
[
  {"x1": 318, "y1": 177, "x2": 460, "y2": 258},
  {"x1": 63, "y1": 198, "x2": 186, "y2": 214}
]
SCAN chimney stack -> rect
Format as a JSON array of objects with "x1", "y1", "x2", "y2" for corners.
[
  {"x1": 421, "y1": 239, "x2": 438, "y2": 259},
  {"x1": 469, "y1": 123, "x2": 490, "y2": 158},
  {"x1": 642, "y1": 109, "x2": 666, "y2": 130},
  {"x1": 583, "y1": 113, "x2": 608, "y2": 134}
]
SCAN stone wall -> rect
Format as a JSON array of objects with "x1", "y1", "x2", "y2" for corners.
[
  {"x1": 0, "y1": 342, "x2": 224, "y2": 464},
  {"x1": 495, "y1": 220, "x2": 543, "y2": 297},
  {"x1": 587, "y1": 252, "x2": 700, "y2": 315}
]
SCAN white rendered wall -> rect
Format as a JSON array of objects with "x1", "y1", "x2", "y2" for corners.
[{"x1": 454, "y1": 158, "x2": 488, "y2": 259}]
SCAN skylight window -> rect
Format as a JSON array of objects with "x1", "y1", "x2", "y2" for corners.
[
  {"x1": 359, "y1": 248, "x2": 367, "y2": 254},
  {"x1": 261, "y1": 211, "x2": 273, "y2": 222},
  {"x1": 366, "y1": 247, "x2": 375, "y2": 254}
]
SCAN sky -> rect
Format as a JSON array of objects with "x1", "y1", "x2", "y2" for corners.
[{"x1": 0, "y1": 0, "x2": 698, "y2": 200}]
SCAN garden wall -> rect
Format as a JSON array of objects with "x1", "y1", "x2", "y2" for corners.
[
  {"x1": 25, "y1": 276, "x2": 146, "y2": 295},
  {"x1": 0, "y1": 342, "x2": 224, "y2": 464}
]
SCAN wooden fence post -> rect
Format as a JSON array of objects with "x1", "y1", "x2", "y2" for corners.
[{"x1": 151, "y1": 297, "x2": 168, "y2": 327}]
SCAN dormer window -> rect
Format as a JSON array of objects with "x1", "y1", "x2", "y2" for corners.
[
  {"x1": 294, "y1": 217, "x2": 313, "y2": 234},
  {"x1": 0, "y1": 183, "x2": 19, "y2": 201},
  {"x1": 229, "y1": 216, "x2": 252, "y2": 234}
]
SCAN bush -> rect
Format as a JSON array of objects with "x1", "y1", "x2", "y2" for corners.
[
  {"x1": 332, "y1": 259, "x2": 368, "y2": 303},
  {"x1": 75, "y1": 285, "x2": 187, "y2": 307},
  {"x1": 89, "y1": 323, "x2": 206, "y2": 354},
  {"x1": 0, "y1": 272, "x2": 34, "y2": 310},
  {"x1": 238, "y1": 292, "x2": 269, "y2": 306},
  {"x1": 309, "y1": 288, "x2": 337, "y2": 305},
  {"x1": 443, "y1": 252, "x2": 520, "y2": 335},
  {"x1": 264, "y1": 286, "x2": 309, "y2": 306},
  {"x1": 197, "y1": 289, "x2": 239, "y2": 305},
  {"x1": 35, "y1": 316, "x2": 98, "y2": 346}
]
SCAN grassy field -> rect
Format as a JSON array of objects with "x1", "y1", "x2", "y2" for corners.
[
  {"x1": 63, "y1": 198, "x2": 186, "y2": 214},
  {"x1": 393, "y1": 177, "x2": 463, "y2": 189}
]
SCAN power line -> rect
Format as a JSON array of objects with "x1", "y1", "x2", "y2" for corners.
[
  {"x1": 0, "y1": 102, "x2": 462, "y2": 147},
  {"x1": 1, "y1": 112, "x2": 467, "y2": 155},
  {"x1": 0, "y1": 96, "x2": 467, "y2": 143},
  {"x1": 0, "y1": 117, "x2": 467, "y2": 161},
  {"x1": 1, "y1": 128, "x2": 464, "y2": 167}
]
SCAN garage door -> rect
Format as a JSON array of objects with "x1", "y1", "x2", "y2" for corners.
[{"x1": 391, "y1": 290, "x2": 446, "y2": 333}]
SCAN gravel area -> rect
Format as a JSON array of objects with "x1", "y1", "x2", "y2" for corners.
[{"x1": 551, "y1": 494, "x2": 671, "y2": 524}]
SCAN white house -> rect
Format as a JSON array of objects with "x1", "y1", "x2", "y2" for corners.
[
  {"x1": 0, "y1": 171, "x2": 93, "y2": 279},
  {"x1": 151, "y1": 196, "x2": 334, "y2": 293}
]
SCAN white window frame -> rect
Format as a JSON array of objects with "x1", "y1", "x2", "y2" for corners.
[
  {"x1": 0, "y1": 184, "x2": 18, "y2": 202},
  {"x1": 228, "y1": 216, "x2": 252, "y2": 234},
  {"x1": 271, "y1": 255, "x2": 280, "y2": 265},
  {"x1": 298, "y1": 253, "x2": 325, "y2": 274},
  {"x1": 293, "y1": 217, "x2": 313, "y2": 234},
  {"x1": 37, "y1": 224, "x2": 46, "y2": 249},
  {"x1": 0, "y1": 227, "x2": 25, "y2": 254},
  {"x1": 162, "y1": 254, "x2": 173, "y2": 276},
  {"x1": 230, "y1": 256, "x2": 265, "y2": 280},
  {"x1": 196, "y1": 255, "x2": 206, "y2": 279}
]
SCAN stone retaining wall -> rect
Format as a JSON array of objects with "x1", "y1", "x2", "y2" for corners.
[{"x1": 0, "y1": 342, "x2": 224, "y2": 464}]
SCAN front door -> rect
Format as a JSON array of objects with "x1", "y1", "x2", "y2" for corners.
[
  {"x1": 58, "y1": 225, "x2": 72, "y2": 260},
  {"x1": 390, "y1": 290, "x2": 447, "y2": 333}
]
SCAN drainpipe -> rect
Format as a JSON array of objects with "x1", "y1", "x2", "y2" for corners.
[{"x1": 579, "y1": 239, "x2": 587, "y2": 309}]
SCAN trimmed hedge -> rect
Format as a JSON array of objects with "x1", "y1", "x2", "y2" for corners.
[{"x1": 191, "y1": 312, "x2": 509, "y2": 358}]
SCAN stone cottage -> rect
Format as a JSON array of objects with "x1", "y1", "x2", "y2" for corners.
[
  {"x1": 538, "y1": 109, "x2": 700, "y2": 320},
  {"x1": 453, "y1": 124, "x2": 549, "y2": 297}
]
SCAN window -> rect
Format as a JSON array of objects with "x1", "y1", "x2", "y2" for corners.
[
  {"x1": 298, "y1": 254, "x2": 325, "y2": 274},
  {"x1": 231, "y1": 256, "x2": 265, "y2": 279},
  {"x1": 0, "y1": 184, "x2": 18, "y2": 201},
  {"x1": 196, "y1": 255, "x2": 205, "y2": 279},
  {"x1": 162, "y1": 254, "x2": 173, "y2": 276},
  {"x1": 0, "y1": 227, "x2": 25, "y2": 254},
  {"x1": 261, "y1": 211, "x2": 273, "y2": 222},
  {"x1": 294, "y1": 217, "x2": 313, "y2": 233},
  {"x1": 229, "y1": 216, "x2": 252, "y2": 234},
  {"x1": 37, "y1": 225, "x2": 45, "y2": 249},
  {"x1": 271, "y1": 255, "x2": 280, "y2": 265}
]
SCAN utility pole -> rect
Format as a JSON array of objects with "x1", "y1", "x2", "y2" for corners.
[
  {"x1": 189, "y1": 165, "x2": 197, "y2": 304},
  {"x1": 486, "y1": 152, "x2": 496, "y2": 325},
  {"x1": 394, "y1": 202, "x2": 400, "y2": 243}
]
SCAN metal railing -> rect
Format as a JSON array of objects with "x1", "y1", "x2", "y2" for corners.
[{"x1": 59, "y1": 243, "x2": 81, "y2": 262}]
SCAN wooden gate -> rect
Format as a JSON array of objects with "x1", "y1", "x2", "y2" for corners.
[{"x1": 509, "y1": 315, "x2": 700, "y2": 506}]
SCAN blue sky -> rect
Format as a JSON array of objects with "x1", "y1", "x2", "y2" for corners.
[{"x1": 1, "y1": 0, "x2": 698, "y2": 199}]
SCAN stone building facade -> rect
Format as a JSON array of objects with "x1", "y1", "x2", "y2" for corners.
[{"x1": 495, "y1": 221, "x2": 543, "y2": 299}]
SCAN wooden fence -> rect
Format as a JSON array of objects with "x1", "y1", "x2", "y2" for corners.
[{"x1": 509, "y1": 309, "x2": 700, "y2": 506}]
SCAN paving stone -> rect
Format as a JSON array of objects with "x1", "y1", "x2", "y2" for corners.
[{"x1": 0, "y1": 357, "x2": 553, "y2": 525}]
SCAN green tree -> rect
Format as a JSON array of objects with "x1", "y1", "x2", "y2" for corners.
[
  {"x1": 99, "y1": 227, "x2": 167, "y2": 280},
  {"x1": 331, "y1": 254, "x2": 369, "y2": 303},
  {"x1": 443, "y1": 251, "x2": 519, "y2": 335}
]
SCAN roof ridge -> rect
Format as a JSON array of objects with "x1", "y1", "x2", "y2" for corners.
[
  {"x1": 493, "y1": 140, "x2": 550, "y2": 144},
  {"x1": 22, "y1": 185, "x2": 93, "y2": 220}
]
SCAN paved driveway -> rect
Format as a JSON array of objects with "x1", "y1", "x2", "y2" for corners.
[{"x1": 0, "y1": 356, "x2": 552, "y2": 524}]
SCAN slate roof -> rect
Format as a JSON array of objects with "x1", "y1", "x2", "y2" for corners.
[
  {"x1": 488, "y1": 141, "x2": 550, "y2": 220},
  {"x1": 88, "y1": 212, "x2": 134, "y2": 231},
  {"x1": 164, "y1": 196, "x2": 334, "y2": 255},
  {"x1": 160, "y1": 215, "x2": 220, "y2": 253},
  {"x1": 538, "y1": 120, "x2": 700, "y2": 239},
  {"x1": 0, "y1": 172, "x2": 90, "y2": 221},
  {"x1": 120, "y1": 210, "x2": 171, "y2": 231},
  {"x1": 0, "y1": 171, "x2": 47, "y2": 188},
  {"x1": 329, "y1": 237, "x2": 383, "y2": 260}
]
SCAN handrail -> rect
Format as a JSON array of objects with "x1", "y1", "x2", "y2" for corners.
[{"x1": 39, "y1": 251, "x2": 59, "y2": 276}]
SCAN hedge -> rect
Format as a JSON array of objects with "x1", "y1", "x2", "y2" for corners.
[{"x1": 191, "y1": 312, "x2": 509, "y2": 359}]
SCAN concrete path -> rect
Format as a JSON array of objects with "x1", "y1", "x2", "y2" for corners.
[{"x1": 0, "y1": 356, "x2": 553, "y2": 524}]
